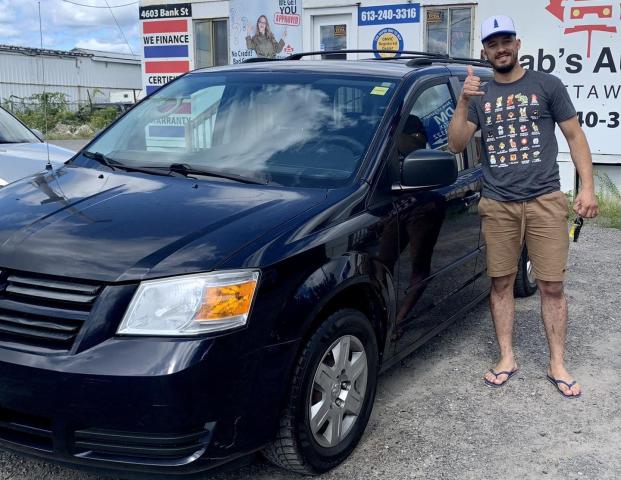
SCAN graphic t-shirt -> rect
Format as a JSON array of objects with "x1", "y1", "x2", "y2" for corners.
[{"x1": 468, "y1": 69, "x2": 576, "y2": 202}]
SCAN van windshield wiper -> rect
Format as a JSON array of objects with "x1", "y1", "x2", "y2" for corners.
[
  {"x1": 82, "y1": 151, "x2": 121, "y2": 170},
  {"x1": 167, "y1": 163, "x2": 269, "y2": 185},
  {"x1": 82, "y1": 151, "x2": 180, "y2": 177}
]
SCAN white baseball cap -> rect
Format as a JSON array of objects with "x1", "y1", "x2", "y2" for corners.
[{"x1": 481, "y1": 15, "x2": 517, "y2": 43}]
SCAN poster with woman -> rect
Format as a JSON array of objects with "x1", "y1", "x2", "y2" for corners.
[{"x1": 230, "y1": 0, "x2": 302, "y2": 63}]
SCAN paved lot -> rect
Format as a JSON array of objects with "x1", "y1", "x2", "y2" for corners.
[
  {"x1": 1, "y1": 226, "x2": 619, "y2": 480},
  {"x1": 48, "y1": 139, "x2": 91, "y2": 152}
]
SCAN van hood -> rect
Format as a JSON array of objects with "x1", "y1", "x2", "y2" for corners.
[{"x1": 0, "y1": 165, "x2": 327, "y2": 282}]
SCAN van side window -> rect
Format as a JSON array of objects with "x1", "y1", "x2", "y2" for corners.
[{"x1": 398, "y1": 83, "x2": 464, "y2": 171}]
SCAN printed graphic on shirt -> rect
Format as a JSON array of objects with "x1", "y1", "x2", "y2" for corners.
[
  {"x1": 516, "y1": 94, "x2": 528, "y2": 106},
  {"x1": 483, "y1": 92, "x2": 543, "y2": 168}
]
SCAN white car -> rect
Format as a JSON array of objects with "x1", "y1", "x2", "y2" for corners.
[{"x1": 0, "y1": 106, "x2": 75, "y2": 187}]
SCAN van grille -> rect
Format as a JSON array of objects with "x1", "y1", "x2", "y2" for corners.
[
  {"x1": 73, "y1": 426, "x2": 214, "y2": 465},
  {"x1": 0, "y1": 270, "x2": 102, "y2": 352},
  {"x1": 0, "y1": 407, "x2": 53, "y2": 453}
]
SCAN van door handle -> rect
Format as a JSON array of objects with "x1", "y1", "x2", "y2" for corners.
[{"x1": 464, "y1": 192, "x2": 481, "y2": 207}]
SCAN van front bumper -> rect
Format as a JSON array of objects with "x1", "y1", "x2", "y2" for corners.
[{"x1": 0, "y1": 335, "x2": 298, "y2": 476}]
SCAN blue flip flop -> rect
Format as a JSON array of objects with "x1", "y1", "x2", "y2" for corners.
[
  {"x1": 484, "y1": 368, "x2": 518, "y2": 388},
  {"x1": 546, "y1": 374, "x2": 582, "y2": 399}
]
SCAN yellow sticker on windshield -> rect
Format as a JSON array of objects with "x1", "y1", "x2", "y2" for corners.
[{"x1": 371, "y1": 86, "x2": 389, "y2": 96}]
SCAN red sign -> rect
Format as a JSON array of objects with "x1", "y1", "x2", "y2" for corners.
[
  {"x1": 274, "y1": 13, "x2": 300, "y2": 26},
  {"x1": 144, "y1": 60, "x2": 190, "y2": 74},
  {"x1": 546, "y1": 0, "x2": 620, "y2": 57},
  {"x1": 143, "y1": 19, "x2": 188, "y2": 34}
]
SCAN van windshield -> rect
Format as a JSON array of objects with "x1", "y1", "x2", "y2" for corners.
[{"x1": 84, "y1": 72, "x2": 397, "y2": 188}]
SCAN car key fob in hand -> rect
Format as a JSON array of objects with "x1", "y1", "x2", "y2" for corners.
[{"x1": 569, "y1": 216, "x2": 583, "y2": 242}]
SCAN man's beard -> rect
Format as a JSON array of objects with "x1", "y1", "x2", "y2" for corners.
[{"x1": 491, "y1": 52, "x2": 518, "y2": 73}]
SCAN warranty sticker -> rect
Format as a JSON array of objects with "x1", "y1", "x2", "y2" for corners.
[{"x1": 371, "y1": 86, "x2": 389, "y2": 96}]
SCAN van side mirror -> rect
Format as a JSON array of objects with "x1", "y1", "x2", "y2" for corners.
[{"x1": 396, "y1": 149, "x2": 458, "y2": 190}]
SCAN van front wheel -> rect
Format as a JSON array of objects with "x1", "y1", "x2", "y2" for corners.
[{"x1": 263, "y1": 309, "x2": 379, "y2": 475}]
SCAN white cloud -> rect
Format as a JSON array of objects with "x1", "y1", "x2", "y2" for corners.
[
  {"x1": 0, "y1": 0, "x2": 140, "y2": 53},
  {"x1": 75, "y1": 37, "x2": 132, "y2": 53},
  {"x1": 51, "y1": 2, "x2": 137, "y2": 29},
  {"x1": 0, "y1": 24, "x2": 19, "y2": 37},
  {"x1": 0, "y1": 0, "x2": 17, "y2": 23}
]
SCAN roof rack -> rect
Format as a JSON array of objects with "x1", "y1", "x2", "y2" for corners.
[
  {"x1": 285, "y1": 49, "x2": 449, "y2": 60},
  {"x1": 241, "y1": 50, "x2": 490, "y2": 68},
  {"x1": 406, "y1": 57, "x2": 490, "y2": 68}
]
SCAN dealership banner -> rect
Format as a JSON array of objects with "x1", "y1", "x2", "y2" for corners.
[
  {"x1": 479, "y1": 1, "x2": 621, "y2": 155},
  {"x1": 140, "y1": 3, "x2": 194, "y2": 96},
  {"x1": 229, "y1": 0, "x2": 302, "y2": 63}
]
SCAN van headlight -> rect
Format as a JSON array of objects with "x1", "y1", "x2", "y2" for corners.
[{"x1": 117, "y1": 270, "x2": 260, "y2": 336}]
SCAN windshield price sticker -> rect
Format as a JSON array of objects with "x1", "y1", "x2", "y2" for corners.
[
  {"x1": 371, "y1": 86, "x2": 390, "y2": 96},
  {"x1": 359, "y1": 4, "x2": 421, "y2": 26}
]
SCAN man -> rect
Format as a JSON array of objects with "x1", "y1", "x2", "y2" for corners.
[{"x1": 448, "y1": 15, "x2": 598, "y2": 398}]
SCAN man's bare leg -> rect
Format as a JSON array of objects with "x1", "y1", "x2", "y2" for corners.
[
  {"x1": 538, "y1": 280, "x2": 581, "y2": 396},
  {"x1": 484, "y1": 273, "x2": 519, "y2": 385}
]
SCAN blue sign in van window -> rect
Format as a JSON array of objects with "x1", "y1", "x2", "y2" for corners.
[{"x1": 359, "y1": 4, "x2": 420, "y2": 26}]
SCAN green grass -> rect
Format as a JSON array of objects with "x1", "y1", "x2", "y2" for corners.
[{"x1": 566, "y1": 172, "x2": 621, "y2": 229}]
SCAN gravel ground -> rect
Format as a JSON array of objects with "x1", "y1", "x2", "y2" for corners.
[{"x1": 1, "y1": 226, "x2": 619, "y2": 480}]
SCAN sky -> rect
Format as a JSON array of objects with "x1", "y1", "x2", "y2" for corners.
[{"x1": 0, "y1": 0, "x2": 140, "y2": 55}]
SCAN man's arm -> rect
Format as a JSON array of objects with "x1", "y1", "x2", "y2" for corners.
[
  {"x1": 448, "y1": 65, "x2": 482, "y2": 153},
  {"x1": 558, "y1": 116, "x2": 599, "y2": 218}
]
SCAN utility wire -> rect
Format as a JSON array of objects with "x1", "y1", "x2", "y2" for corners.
[
  {"x1": 61, "y1": 0, "x2": 137, "y2": 8},
  {"x1": 58, "y1": 0, "x2": 137, "y2": 55},
  {"x1": 104, "y1": 0, "x2": 135, "y2": 55}
]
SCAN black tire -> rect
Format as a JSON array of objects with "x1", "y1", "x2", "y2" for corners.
[
  {"x1": 262, "y1": 308, "x2": 379, "y2": 475},
  {"x1": 514, "y1": 245, "x2": 538, "y2": 297}
]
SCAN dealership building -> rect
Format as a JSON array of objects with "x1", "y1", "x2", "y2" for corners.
[{"x1": 138, "y1": 0, "x2": 621, "y2": 192}]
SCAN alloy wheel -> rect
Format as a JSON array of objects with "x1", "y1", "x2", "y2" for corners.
[{"x1": 309, "y1": 335, "x2": 368, "y2": 448}]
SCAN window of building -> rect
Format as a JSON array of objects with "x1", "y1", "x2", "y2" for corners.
[
  {"x1": 424, "y1": 7, "x2": 473, "y2": 58},
  {"x1": 320, "y1": 24, "x2": 347, "y2": 59},
  {"x1": 194, "y1": 19, "x2": 229, "y2": 68},
  {"x1": 335, "y1": 86, "x2": 363, "y2": 113}
]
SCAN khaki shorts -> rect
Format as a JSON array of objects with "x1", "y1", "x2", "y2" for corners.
[{"x1": 479, "y1": 191, "x2": 570, "y2": 282}]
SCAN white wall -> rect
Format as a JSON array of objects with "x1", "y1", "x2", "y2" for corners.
[{"x1": 0, "y1": 50, "x2": 142, "y2": 106}]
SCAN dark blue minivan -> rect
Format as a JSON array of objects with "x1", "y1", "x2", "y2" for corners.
[{"x1": 0, "y1": 52, "x2": 535, "y2": 476}]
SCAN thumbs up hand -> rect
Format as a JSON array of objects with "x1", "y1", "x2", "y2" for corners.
[{"x1": 462, "y1": 65, "x2": 485, "y2": 100}]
